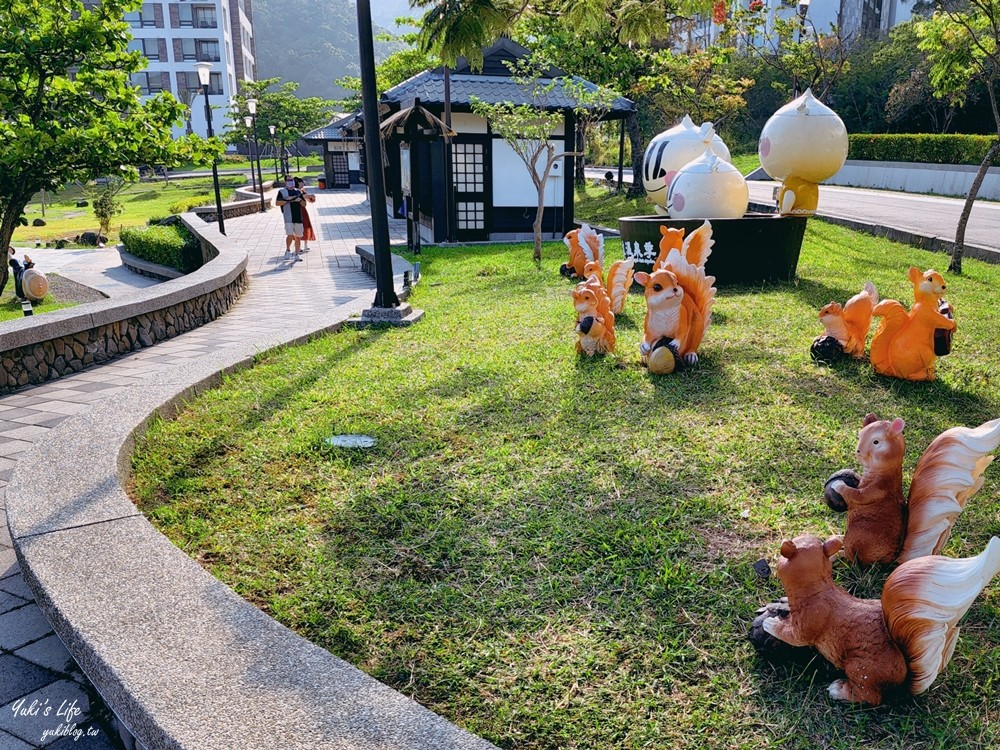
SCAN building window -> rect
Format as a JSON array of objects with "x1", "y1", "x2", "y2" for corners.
[
  {"x1": 125, "y1": 3, "x2": 158, "y2": 27},
  {"x1": 180, "y1": 38, "x2": 220, "y2": 62},
  {"x1": 131, "y1": 72, "x2": 164, "y2": 95},
  {"x1": 178, "y1": 4, "x2": 217, "y2": 28},
  {"x1": 177, "y1": 71, "x2": 223, "y2": 96},
  {"x1": 128, "y1": 38, "x2": 163, "y2": 61}
]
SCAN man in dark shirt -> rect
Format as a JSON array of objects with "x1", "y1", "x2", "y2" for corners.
[{"x1": 275, "y1": 176, "x2": 305, "y2": 260}]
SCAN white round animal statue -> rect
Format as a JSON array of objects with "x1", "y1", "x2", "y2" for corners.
[
  {"x1": 21, "y1": 269, "x2": 48, "y2": 302},
  {"x1": 642, "y1": 115, "x2": 732, "y2": 215},
  {"x1": 758, "y1": 89, "x2": 848, "y2": 215},
  {"x1": 667, "y1": 148, "x2": 749, "y2": 220}
]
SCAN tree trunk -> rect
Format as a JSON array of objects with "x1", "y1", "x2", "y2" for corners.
[
  {"x1": 626, "y1": 113, "x2": 644, "y2": 198},
  {"x1": 950, "y1": 139, "x2": 999, "y2": 274},
  {"x1": 575, "y1": 121, "x2": 586, "y2": 187},
  {"x1": 1, "y1": 204, "x2": 27, "y2": 296},
  {"x1": 533, "y1": 177, "x2": 545, "y2": 263}
]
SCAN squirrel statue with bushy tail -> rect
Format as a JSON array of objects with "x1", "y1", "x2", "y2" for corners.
[
  {"x1": 824, "y1": 415, "x2": 1000, "y2": 565},
  {"x1": 634, "y1": 221, "x2": 716, "y2": 374},
  {"x1": 757, "y1": 533, "x2": 1000, "y2": 705}
]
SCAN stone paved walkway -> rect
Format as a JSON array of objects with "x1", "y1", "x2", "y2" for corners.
[{"x1": 0, "y1": 187, "x2": 405, "y2": 749}]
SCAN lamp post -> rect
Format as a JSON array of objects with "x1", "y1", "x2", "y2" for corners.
[
  {"x1": 243, "y1": 116, "x2": 257, "y2": 194},
  {"x1": 246, "y1": 98, "x2": 267, "y2": 212},
  {"x1": 195, "y1": 61, "x2": 225, "y2": 235},
  {"x1": 356, "y1": 0, "x2": 399, "y2": 308},
  {"x1": 269, "y1": 124, "x2": 278, "y2": 180}
]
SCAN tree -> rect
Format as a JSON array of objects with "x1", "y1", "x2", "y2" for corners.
[
  {"x1": 0, "y1": 0, "x2": 210, "y2": 255},
  {"x1": 90, "y1": 176, "x2": 128, "y2": 240},
  {"x1": 918, "y1": 0, "x2": 1000, "y2": 273},
  {"x1": 720, "y1": 3, "x2": 850, "y2": 101},
  {"x1": 226, "y1": 79, "x2": 333, "y2": 177},
  {"x1": 413, "y1": 0, "x2": 716, "y2": 198},
  {"x1": 334, "y1": 25, "x2": 441, "y2": 109},
  {"x1": 471, "y1": 98, "x2": 568, "y2": 263}
]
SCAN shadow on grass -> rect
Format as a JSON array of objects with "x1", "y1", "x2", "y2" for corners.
[{"x1": 137, "y1": 327, "x2": 389, "y2": 511}]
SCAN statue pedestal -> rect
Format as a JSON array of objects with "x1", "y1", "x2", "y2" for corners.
[{"x1": 346, "y1": 303, "x2": 424, "y2": 328}]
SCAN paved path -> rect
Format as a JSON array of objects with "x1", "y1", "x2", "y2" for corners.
[
  {"x1": 1, "y1": 187, "x2": 405, "y2": 749},
  {"x1": 585, "y1": 166, "x2": 1000, "y2": 257}
]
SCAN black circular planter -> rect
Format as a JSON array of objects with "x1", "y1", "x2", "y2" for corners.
[{"x1": 619, "y1": 213, "x2": 808, "y2": 286}]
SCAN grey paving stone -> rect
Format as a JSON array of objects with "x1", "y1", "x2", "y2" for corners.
[
  {"x1": 0, "y1": 590, "x2": 28, "y2": 615},
  {"x1": 0, "y1": 575, "x2": 33, "y2": 600},
  {"x1": 0, "y1": 679, "x2": 91, "y2": 747},
  {"x1": 17, "y1": 403, "x2": 88, "y2": 417},
  {"x1": 0, "y1": 654, "x2": 59, "y2": 707},
  {"x1": 49, "y1": 728, "x2": 121, "y2": 750},
  {"x1": 0, "y1": 547, "x2": 20, "y2": 579},
  {"x1": 0, "y1": 520, "x2": 11, "y2": 548},
  {"x1": 0, "y1": 426, "x2": 50, "y2": 442},
  {"x1": 14, "y1": 636, "x2": 76, "y2": 675},
  {"x1": 5, "y1": 413, "x2": 67, "y2": 429},
  {"x1": 0, "y1": 440, "x2": 33, "y2": 458},
  {"x1": 0, "y1": 728, "x2": 35, "y2": 749},
  {"x1": 0, "y1": 604, "x2": 52, "y2": 651}
]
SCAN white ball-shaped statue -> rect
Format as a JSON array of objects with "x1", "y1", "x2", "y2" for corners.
[
  {"x1": 643, "y1": 115, "x2": 731, "y2": 214},
  {"x1": 758, "y1": 88, "x2": 848, "y2": 183},
  {"x1": 22, "y1": 269, "x2": 48, "y2": 302},
  {"x1": 667, "y1": 148, "x2": 749, "y2": 220}
]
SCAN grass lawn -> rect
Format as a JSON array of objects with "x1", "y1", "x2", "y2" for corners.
[
  {"x1": 0, "y1": 277, "x2": 77, "y2": 321},
  {"x1": 12, "y1": 175, "x2": 249, "y2": 247},
  {"x1": 131, "y1": 225, "x2": 1000, "y2": 750}
]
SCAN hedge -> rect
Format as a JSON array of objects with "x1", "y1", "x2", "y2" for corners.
[
  {"x1": 169, "y1": 195, "x2": 213, "y2": 214},
  {"x1": 120, "y1": 223, "x2": 201, "y2": 273},
  {"x1": 848, "y1": 134, "x2": 999, "y2": 166}
]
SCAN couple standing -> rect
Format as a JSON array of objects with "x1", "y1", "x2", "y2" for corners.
[{"x1": 275, "y1": 176, "x2": 316, "y2": 261}]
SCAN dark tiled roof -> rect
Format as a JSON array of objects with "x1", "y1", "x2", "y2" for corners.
[
  {"x1": 381, "y1": 72, "x2": 634, "y2": 116},
  {"x1": 302, "y1": 112, "x2": 361, "y2": 142}
]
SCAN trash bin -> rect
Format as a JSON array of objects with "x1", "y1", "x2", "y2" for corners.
[{"x1": 317, "y1": 177, "x2": 327, "y2": 190}]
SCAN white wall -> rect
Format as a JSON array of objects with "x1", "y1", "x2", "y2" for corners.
[
  {"x1": 827, "y1": 160, "x2": 1000, "y2": 200},
  {"x1": 491, "y1": 140, "x2": 565, "y2": 208}
]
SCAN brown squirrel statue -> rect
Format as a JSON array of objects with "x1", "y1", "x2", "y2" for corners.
[
  {"x1": 572, "y1": 275, "x2": 616, "y2": 356},
  {"x1": 757, "y1": 533, "x2": 1000, "y2": 705},
  {"x1": 812, "y1": 281, "x2": 878, "y2": 361},
  {"x1": 824, "y1": 414, "x2": 1000, "y2": 565}
]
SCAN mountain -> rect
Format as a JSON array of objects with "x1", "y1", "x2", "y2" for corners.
[{"x1": 252, "y1": 0, "x2": 408, "y2": 102}]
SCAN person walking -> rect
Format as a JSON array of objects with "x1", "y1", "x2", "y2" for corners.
[
  {"x1": 294, "y1": 177, "x2": 317, "y2": 251},
  {"x1": 275, "y1": 176, "x2": 305, "y2": 261}
]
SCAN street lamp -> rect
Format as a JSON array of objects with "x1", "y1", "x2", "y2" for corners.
[
  {"x1": 246, "y1": 98, "x2": 267, "y2": 212},
  {"x1": 195, "y1": 61, "x2": 225, "y2": 235},
  {"x1": 356, "y1": 0, "x2": 399, "y2": 308},
  {"x1": 243, "y1": 115, "x2": 257, "y2": 194},
  {"x1": 269, "y1": 124, "x2": 278, "y2": 180}
]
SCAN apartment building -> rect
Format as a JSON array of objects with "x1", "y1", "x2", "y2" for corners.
[
  {"x1": 124, "y1": 0, "x2": 257, "y2": 139},
  {"x1": 688, "y1": 0, "x2": 915, "y2": 51}
]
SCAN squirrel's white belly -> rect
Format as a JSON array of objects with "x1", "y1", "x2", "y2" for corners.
[{"x1": 646, "y1": 305, "x2": 681, "y2": 341}]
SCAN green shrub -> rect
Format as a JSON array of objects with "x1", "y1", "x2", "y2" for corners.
[
  {"x1": 219, "y1": 153, "x2": 247, "y2": 164},
  {"x1": 169, "y1": 195, "x2": 213, "y2": 214},
  {"x1": 120, "y1": 223, "x2": 201, "y2": 272},
  {"x1": 848, "y1": 134, "x2": 999, "y2": 166}
]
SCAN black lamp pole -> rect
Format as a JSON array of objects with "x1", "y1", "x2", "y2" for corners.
[
  {"x1": 243, "y1": 116, "x2": 257, "y2": 194},
  {"x1": 357, "y1": 0, "x2": 399, "y2": 308},
  {"x1": 196, "y1": 62, "x2": 225, "y2": 235}
]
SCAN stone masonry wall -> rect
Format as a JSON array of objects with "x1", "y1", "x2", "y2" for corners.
[{"x1": 0, "y1": 272, "x2": 247, "y2": 392}]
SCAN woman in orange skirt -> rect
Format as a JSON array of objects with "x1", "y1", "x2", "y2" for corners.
[{"x1": 294, "y1": 177, "x2": 317, "y2": 250}]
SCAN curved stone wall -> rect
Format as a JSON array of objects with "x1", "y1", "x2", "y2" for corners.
[{"x1": 0, "y1": 215, "x2": 248, "y2": 393}]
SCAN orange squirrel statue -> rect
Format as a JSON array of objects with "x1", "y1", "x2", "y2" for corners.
[
  {"x1": 634, "y1": 222, "x2": 716, "y2": 374},
  {"x1": 754, "y1": 533, "x2": 1000, "y2": 705},
  {"x1": 583, "y1": 258, "x2": 635, "y2": 316},
  {"x1": 870, "y1": 267, "x2": 956, "y2": 381},
  {"x1": 561, "y1": 223, "x2": 604, "y2": 279},
  {"x1": 811, "y1": 281, "x2": 878, "y2": 361},
  {"x1": 573, "y1": 275, "x2": 616, "y2": 356},
  {"x1": 823, "y1": 414, "x2": 1000, "y2": 565}
]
